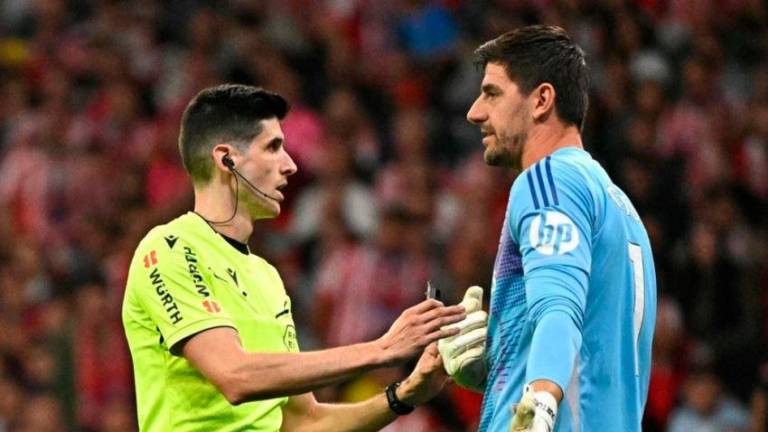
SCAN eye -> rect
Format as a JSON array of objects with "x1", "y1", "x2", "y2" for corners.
[
  {"x1": 267, "y1": 139, "x2": 282, "y2": 152},
  {"x1": 481, "y1": 84, "x2": 501, "y2": 100}
]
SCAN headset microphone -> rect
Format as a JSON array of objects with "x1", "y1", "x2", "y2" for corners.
[
  {"x1": 197, "y1": 154, "x2": 283, "y2": 226},
  {"x1": 221, "y1": 155, "x2": 282, "y2": 202}
]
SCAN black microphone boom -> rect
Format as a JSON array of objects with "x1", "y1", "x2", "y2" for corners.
[
  {"x1": 199, "y1": 155, "x2": 280, "y2": 226},
  {"x1": 229, "y1": 167, "x2": 281, "y2": 202},
  {"x1": 222, "y1": 155, "x2": 281, "y2": 202}
]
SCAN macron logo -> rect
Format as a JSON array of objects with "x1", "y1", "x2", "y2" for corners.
[{"x1": 529, "y1": 211, "x2": 580, "y2": 256}]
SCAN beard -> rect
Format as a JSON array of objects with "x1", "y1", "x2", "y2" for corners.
[
  {"x1": 483, "y1": 130, "x2": 526, "y2": 170},
  {"x1": 482, "y1": 103, "x2": 530, "y2": 170}
]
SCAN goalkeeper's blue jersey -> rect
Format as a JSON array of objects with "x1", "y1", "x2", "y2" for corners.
[{"x1": 478, "y1": 147, "x2": 656, "y2": 432}]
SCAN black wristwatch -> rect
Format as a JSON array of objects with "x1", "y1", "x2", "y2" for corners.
[{"x1": 385, "y1": 381, "x2": 415, "y2": 415}]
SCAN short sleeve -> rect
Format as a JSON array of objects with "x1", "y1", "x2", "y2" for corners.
[
  {"x1": 129, "y1": 232, "x2": 236, "y2": 352},
  {"x1": 510, "y1": 156, "x2": 595, "y2": 275},
  {"x1": 267, "y1": 263, "x2": 301, "y2": 353}
]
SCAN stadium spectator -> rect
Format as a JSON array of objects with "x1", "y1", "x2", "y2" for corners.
[{"x1": 667, "y1": 365, "x2": 751, "y2": 432}]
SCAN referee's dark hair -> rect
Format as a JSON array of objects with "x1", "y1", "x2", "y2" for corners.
[
  {"x1": 179, "y1": 84, "x2": 289, "y2": 184},
  {"x1": 474, "y1": 25, "x2": 589, "y2": 131}
]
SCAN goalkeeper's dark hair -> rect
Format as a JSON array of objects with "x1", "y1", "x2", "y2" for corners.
[
  {"x1": 474, "y1": 25, "x2": 589, "y2": 131},
  {"x1": 179, "y1": 84, "x2": 289, "y2": 184}
]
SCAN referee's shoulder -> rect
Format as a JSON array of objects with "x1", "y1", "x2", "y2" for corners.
[
  {"x1": 248, "y1": 251, "x2": 282, "y2": 276},
  {"x1": 135, "y1": 223, "x2": 168, "y2": 248},
  {"x1": 248, "y1": 251, "x2": 275, "y2": 267},
  {"x1": 133, "y1": 216, "x2": 187, "y2": 255}
]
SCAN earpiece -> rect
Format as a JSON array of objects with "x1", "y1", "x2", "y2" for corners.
[
  {"x1": 222, "y1": 154, "x2": 235, "y2": 169},
  {"x1": 203, "y1": 152, "x2": 279, "y2": 225},
  {"x1": 220, "y1": 153, "x2": 281, "y2": 203}
]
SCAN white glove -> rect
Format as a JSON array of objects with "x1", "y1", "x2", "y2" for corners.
[
  {"x1": 437, "y1": 286, "x2": 487, "y2": 392},
  {"x1": 509, "y1": 385, "x2": 558, "y2": 432}
]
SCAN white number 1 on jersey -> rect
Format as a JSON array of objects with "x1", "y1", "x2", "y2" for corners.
[{"x1": 628, "y1": 243, "x2": 645, "y2": 376}]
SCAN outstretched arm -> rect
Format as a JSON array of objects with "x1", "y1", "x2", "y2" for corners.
[
  {"x1": 181, "y1": 300, "x2": 464, "y2": 404},
  {"x1": 280, "y1": 343, "x2": 450, "y2": 432}
]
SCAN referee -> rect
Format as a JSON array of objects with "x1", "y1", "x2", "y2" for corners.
[{"x1": 122, "y1": 84, "x2": 466, "y2": 431}]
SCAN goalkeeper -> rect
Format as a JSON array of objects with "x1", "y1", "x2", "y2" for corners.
[
  {"x1": 440, "y1": 25, "x2": 657, "y2": 431},
  {"x1": 122, "y1": 85, "x2": 467, "y2": 431}
]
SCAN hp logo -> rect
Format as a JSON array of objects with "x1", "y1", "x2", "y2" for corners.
[{"x1": 529, "y1": 211, "x2": 580, "y2": 255}]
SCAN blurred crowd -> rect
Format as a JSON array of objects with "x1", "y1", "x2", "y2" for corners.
[{"x1": 0, "y1": 0, "x2": 767, "y2": 431}]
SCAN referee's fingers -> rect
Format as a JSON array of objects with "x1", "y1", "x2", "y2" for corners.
[
  {"x1": 426, "y1": 326, "x2": 461, "y2": 342},
  {"x1": 410, "y1": 298, "x2": 445, "y2": 313},
  {"x1": 422, "y1": 309, "x2": 467, "y2": 335},
  {"x1": 447, "y1": 310, "x2": 487, "y2": 333},
  {"x1": 416, "y1": 304, "x2": 466, "y2": 324}
]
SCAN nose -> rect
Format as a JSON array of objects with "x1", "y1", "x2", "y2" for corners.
[
  {"x1": 466, "y1": 97, "x2": 486, "y2": 125},
  {"x1": 281, "y1": 149, "x2": 298, "y2": 176}
]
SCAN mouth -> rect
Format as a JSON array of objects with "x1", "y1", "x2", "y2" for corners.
[
  {"x1": 481, "y1": 133, "x2": 495, "y2": 146},
  {"x1": 274, "y1": 183, "x2": 288, "y2": 201}
]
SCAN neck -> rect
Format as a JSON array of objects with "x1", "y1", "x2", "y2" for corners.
[
  {"x1": 194, "y1": 187, "x2": 253, "y2": 243},
  {"x1": 521, "y1": 123, "x2": 583, "y2": 171}
]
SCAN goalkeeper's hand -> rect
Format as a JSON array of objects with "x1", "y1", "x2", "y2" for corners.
[
  {"x1": 437, "y1": 286, "x2": 487, "y2": 392},
  {"x1": 509, "y1": 385, "x2": 558, "y2": 432}
]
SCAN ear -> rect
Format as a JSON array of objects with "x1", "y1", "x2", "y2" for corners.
[
  {"x1": 531, "y1": 83, "x2": 556, "y2": 123},
  {"x1": 212, "y1": 144, "x2": 235, "y2": 173}
]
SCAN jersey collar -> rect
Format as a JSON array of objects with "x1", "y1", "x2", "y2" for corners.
[
  {"x1": 218, "y1": 233, "x2": 249, "y2": 255},
  {"x1": 190, "y1": 211, "x2": 251, "y2": 255}
]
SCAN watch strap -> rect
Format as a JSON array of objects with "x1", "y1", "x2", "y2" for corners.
[{"x1": 385, "y1": 381, "x2": 415, "y2": 415}]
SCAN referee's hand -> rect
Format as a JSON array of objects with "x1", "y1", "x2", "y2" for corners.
[{"x1": 376, "y1": 299, "x2": 466, "y2": 365}]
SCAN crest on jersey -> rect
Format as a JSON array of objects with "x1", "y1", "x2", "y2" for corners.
[
  {"x1": 607, "y1": 185, "x2": 641, "y2": 222},
  {"x1": 283, "y1": 325, "x2": 298, "y2": 351},
  {"x1": 529, "y1": 211, "x2": 580, "y2": 255}
]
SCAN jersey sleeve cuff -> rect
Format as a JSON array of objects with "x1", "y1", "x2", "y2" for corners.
[{"x1": 165, "y1": 318, "x2": 237, "y2": 353}]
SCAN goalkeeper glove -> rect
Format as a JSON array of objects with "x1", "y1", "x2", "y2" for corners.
[
  {"x1": 437, "y1": 286, "x2": 487, "y2": 392},
  {"x1": 509, "y1": 385, "x2": 558, "y2": 432}
]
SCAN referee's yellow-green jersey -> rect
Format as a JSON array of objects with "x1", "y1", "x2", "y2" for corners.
[{"x1": 122, "y1": 212, "x2": 299, "y2": 431}]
